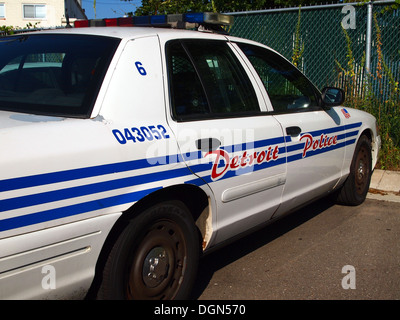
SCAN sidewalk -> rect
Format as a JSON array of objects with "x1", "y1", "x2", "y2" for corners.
[{"x1": 368, "y1": 169, "x2": 400, "y2": 203}]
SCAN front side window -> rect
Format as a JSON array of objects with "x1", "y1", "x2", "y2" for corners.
[
  {"x1": 0, "y1": 34, "x2": 120, "y2": 117},
  {"x1": 237, "y1": 43, "x2": 319, "y2": 113},
  {"x1": 167, "y1": 40, "x2": 260, "y2": 121}
]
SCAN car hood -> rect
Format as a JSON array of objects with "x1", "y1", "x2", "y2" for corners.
[{"x1": 0, "y1": 111, "x2": 65, "y2": 130}]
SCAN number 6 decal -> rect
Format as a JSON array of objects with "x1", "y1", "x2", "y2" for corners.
[{"x1": 135, "y1": 61, "x2": 147, "y2": 76}]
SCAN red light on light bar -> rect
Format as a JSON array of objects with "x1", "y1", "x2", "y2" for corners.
[
  {"x1": 118, "y1": 17, "x2": 134, "y2": 26},
  {"x1": 104, "y1": 18, "x2": 118, "y2": 26},
  {"x1": 74, "y1": 20, "x2": 89, "y2": 28}
]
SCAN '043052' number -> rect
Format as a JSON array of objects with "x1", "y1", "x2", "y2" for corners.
[{"x1": 112, "y1": 125, "x2": 170, "y2": 144}]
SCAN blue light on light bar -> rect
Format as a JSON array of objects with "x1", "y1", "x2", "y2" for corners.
[
  {"x1": 133, "y1": 16, "x2": 150, "y2": 25},
  {"x1": 150, "y1": 15, "x2": 168, "y2": 25},
  {"x1": 184, "y1": 13, "x2": 204, "y2": 24}
]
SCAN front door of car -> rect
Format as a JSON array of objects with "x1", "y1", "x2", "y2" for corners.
[
  {"x1": 235, "y1": 42, "x2": 346, "y2": 217},
  {"x1": 163, "y1": 39, "x2": 287, "y2": 244}
]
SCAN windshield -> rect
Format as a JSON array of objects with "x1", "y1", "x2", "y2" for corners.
[{"x1": 0, "y1": 34, "x2": 120, "y2": 118}]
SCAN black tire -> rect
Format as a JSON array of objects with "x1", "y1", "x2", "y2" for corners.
[
  {"x1": 97, "y1": 200, "x2": 199, "y2": 300},
  {"x1": 336, "y1": 135, "x2": 372, "y2": 206}
]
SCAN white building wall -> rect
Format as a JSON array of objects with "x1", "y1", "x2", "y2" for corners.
[{"x1": 0, "y1": 0, "x2": 86, "y2": 29}]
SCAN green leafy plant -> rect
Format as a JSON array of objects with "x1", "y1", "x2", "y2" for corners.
[
  {"x1": 292, "y1": 6, "x2": 305, "y2": 68},
  {"x1": 0, "y1": 25, "x2": 16, "y2": 35},
  {"x1": 337, "y1": 13, "x2": 400, "y2": 170}
]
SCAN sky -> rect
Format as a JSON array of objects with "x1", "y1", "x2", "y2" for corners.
[{"x1": 81, "y1": 0, "x2": 141, "y2": 19}]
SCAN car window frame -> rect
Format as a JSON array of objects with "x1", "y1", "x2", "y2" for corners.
[{"x1": 165, "y1": 39, "x2": 265, "y2": 122}]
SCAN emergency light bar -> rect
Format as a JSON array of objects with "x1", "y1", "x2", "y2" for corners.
[{"x1": 74, "y1": 12, "x2": 234, "y2": 30}]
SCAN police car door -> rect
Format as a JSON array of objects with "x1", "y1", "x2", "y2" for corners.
[
  {"x1": 163, "y1": 38, "x2": 287, "y2": 244},
  {"x1": 236, "y1": 42, "x2": 345, "y2": 217}
]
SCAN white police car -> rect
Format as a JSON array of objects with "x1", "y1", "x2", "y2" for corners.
[{"x1": 0, "y1": 13, "x2": 380, "y2": 299}]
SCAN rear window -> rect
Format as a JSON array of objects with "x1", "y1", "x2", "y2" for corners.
[{"x1": 0, "y1": 34, "x2": 120, "y2": 118}]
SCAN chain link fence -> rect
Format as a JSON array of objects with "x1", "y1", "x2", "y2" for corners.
[
  {"x1": 227, "y1": 1, "x2": 400, "y2": 104},
  {"x1": 227, "y1": 1, "x2": 400, "y2": 168},
  {"x1": 1, "y1": 4, "x2": 399, "y2": 167}
]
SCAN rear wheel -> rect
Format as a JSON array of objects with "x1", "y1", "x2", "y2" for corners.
[
  {"x1": 336, "y1": 135, "x2": 372, "y2": 206},
  {"x1": 97, "y1": 200, "x2": 199, "y2": 300}
]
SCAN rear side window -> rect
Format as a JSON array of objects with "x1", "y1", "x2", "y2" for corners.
[
  {"x1": 0, "y1": 34, "x2": 120, "y2": 118},
  {"x1": 167, "y1": 40, "x2": 260, "y2": 121}
]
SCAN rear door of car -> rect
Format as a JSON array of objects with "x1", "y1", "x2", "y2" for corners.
[
  {"x1": 235, "y1": 41, "x2": 346, "y2": 217},
  {"x1": 162, "y1": 37, "x2": 287, "y2": 244}
]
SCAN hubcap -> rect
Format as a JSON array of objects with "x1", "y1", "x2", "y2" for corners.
[
  {"x1": 143, "y1": 247, "x2": 169, "y2": 288},
  {"x1": 126, "y1": 219, "x2": 186, "y2": 300},
  {"x1": 357, "y1": 160, "x2": 365, "y2": 181}
]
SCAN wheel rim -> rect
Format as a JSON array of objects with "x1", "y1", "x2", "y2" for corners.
[
  {"x1": 126, "y1": 219, "x2": 187, "y2": 300},
  {"x1": 354, "y1": 144, "x2": 370, "y2": 196}
]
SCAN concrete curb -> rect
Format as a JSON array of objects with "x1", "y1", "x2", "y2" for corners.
[
  {"x1": 370, "y1": 169, "x2": 400, "y2": 193},
  {"x1": 367, "y1": 169, "x2": 400, "y2": 203}
]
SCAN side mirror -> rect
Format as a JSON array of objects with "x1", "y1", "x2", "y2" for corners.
[{"x1": 321, "y1": 87, "x2": 345, "y2": 107}]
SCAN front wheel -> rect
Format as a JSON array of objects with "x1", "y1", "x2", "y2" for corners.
[
  {"x1": 97, "y1": 200, "x2": 200, "y2": 300},
  {"x1": 336, "y1": 135, "x2": 372, "y2": 206}
]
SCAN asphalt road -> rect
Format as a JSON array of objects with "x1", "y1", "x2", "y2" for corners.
[{"x1": 193, "y1": 198, "x2": 400, "y2": 300}]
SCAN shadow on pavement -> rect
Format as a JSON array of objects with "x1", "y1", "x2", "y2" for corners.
[{"x1": 191, "y1": 197, "x2": 335, "y2": 299}]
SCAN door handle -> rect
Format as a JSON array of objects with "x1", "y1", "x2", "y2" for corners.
[
  {"x1": 195, "y1": 138, "x2": 221, "y2": 152},
  {"x1": 286, "y1": 126, "x2": 302, "y2": 137}
]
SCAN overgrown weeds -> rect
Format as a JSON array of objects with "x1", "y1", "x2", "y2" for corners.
[{"x1": 335, "y1": 13, "x2": 400, "y2": 170}]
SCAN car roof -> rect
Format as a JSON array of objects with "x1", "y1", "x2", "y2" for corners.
[
  {"x1": 18, "y1": 26, "x2": 281, "y2": 61},
  {"x1": 24, "y1": 26, "x2": 228, "y2": 40}
]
